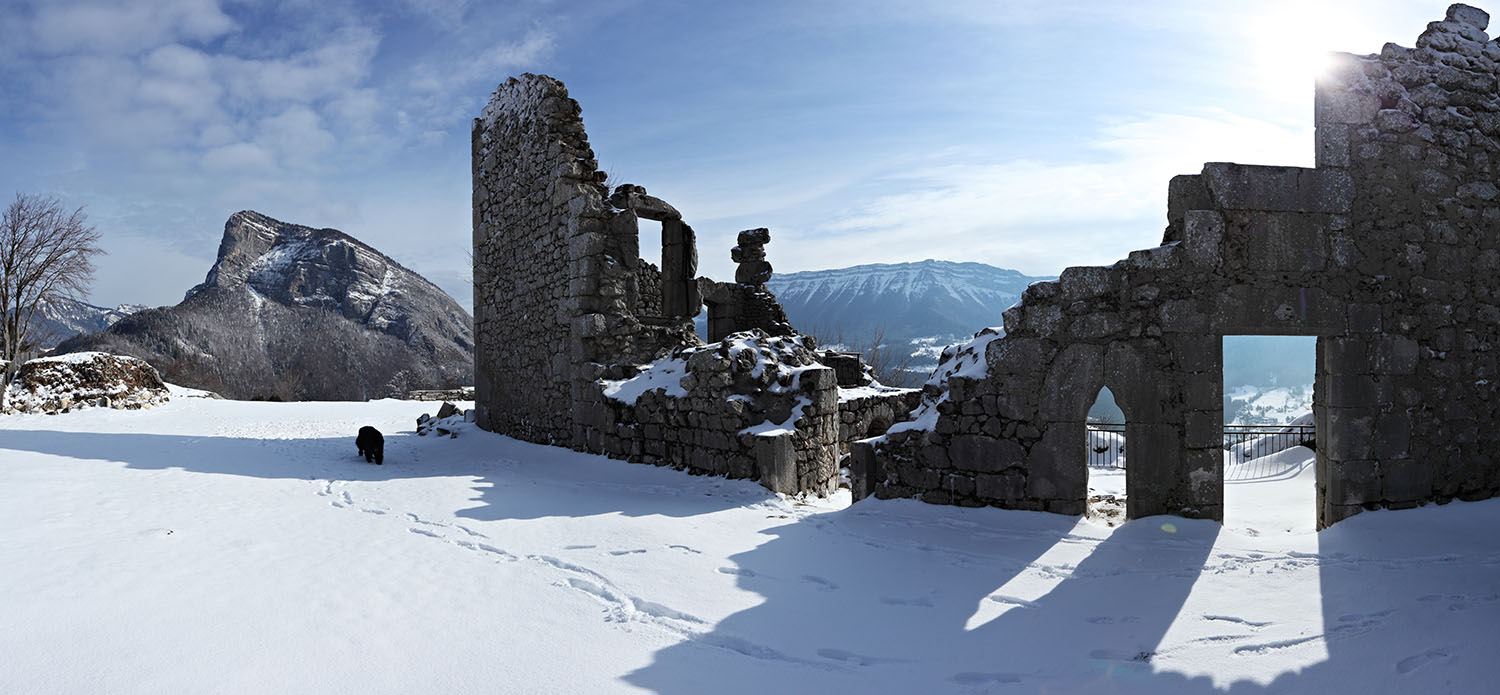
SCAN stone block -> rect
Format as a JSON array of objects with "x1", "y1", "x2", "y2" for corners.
[
  {"x1": 987, "y1": 338, "x2": 1047, "y2": 376},
  {"x1": 1183, "y1": 210, "x2": 1224, "y2": 267},
  {"x1": 1166, "y1": 174, "x2": 1213, "y2": 239},
  {"x1": 1243, "y1": 212, "x2": 1329, "y2": 272},
  {"x1": 1447, "y1": 3, "x2": 1489, "y2": 30},
  {"x1": 948, "y1": 434, "x2": 1025, "y2": 473},
  {"x1": 1314, "y1": 85, "x2": 1382, "y2": 126},
  {"x1": 975, "y1": 472, "x2": 1025, "y2": 501},
  {"x1": 1324, "y1": 410, "x2": 1375, "y2": 460},
  {"x1": 1040, "y1": 343, "x2": 1103, "y2": 420},
  {"x1": 1201, "y1": 163, "x2": 1353, "y2": 214},
  {"x1": 754, "y1": 433, "x2": 797, "y2": 493},
  {"x1": 1025, "y1": 423, "x2": 1087, "y2": 499},
  {"x1": 1315, "y1": 124, "x2": 1351, "y2": 167},
  {"x1": 1184, "y1": 411, "x2": 1221, "y2": 449},
  {"x1": 1059, "y1": 266, "x2": 1117, "y2": 300},
  {"x1": 1348, "y1": 304, "x2": 1381, "y2": 333},
  {"x1": 848, "y1": 441, "x2": 877, "y2": 501},
  {"x1": 1374, "y1": 412, "x2": 1411, "y2": 460},
  {"x1": 1374, "y1": 336, "x2": 1420, "y2": 375}
]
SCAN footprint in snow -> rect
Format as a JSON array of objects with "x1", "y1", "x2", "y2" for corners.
[
  {"x1": 1396, "y1": 647, "x2": 1452, "y2": 674},
  {"x1": 408, "y1": 527, "x2": 443, "y2": 539},
  {"x1": 667, "y1": 544, "x2": 701, "y2": 554},
  {"x1": 816, "y1": 648, "x2": 907, "y2": 666},
  {"x1": 950, "y1": 672, "x2": 1022, "y2": 685},
  {"x1": 879, "y1": 595, "x2": 934, "y2": 608},
  {"x1": 717, "y1": 566, "x2": 756, "y2": 577},
  {"x1": 564, "y1": 544, "x2": 597, "y2": 550},
  {"x1": 609, "y1": 549, "x2": 648, "y2": 556},
  {"x1": 801, "y1": 575, "x2": 838, "y2": 591}
]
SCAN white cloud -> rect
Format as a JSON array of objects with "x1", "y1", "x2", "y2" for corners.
[
  {"x1": 202, "y1": 142, "x2": 275, "y2": 172},
  {"x1": 771, "y1": 110, "x2": 1311, "y2": 277},
  {"x1": 27, "y1": 0, "x2": 234, "y2": 56},
  {"x1": 217, "y1": 26, "x2": 380, "y2": 105}
]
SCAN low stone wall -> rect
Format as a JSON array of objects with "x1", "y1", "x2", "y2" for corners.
[
  {"x1": 587, "y1": 330, "x2": 840, "y2": 495},
  {"x1": 837, "y1": 386, "x2": 921, "y2": 454}
]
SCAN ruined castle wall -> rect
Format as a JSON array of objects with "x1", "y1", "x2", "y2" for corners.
[
  {"x1": 474, "y1": 74, "x2": 840, "y2": 496},
  {"x1": 472, "y1": 74, "x2": 603, "y2": 443},
  {"x1": 1313, "y1": 9, "x2": 1500, "y2": 520},
  {"x1": 853, "y1": 5, "x2": 1500, "y2": 527},
  {"x1": 593, "y1": 332, "x2": 841, "y2": 495}
]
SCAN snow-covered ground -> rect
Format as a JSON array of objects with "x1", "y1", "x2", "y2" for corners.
[{"x1": 2, "y1": 397, "x2": 1497, "y2": 693}]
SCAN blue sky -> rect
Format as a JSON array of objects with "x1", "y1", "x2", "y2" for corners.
[{"x1": 0, "y1": 0, "x2": 1453, "y2": 311}]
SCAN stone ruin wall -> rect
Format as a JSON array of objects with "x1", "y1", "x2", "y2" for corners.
[
  {"x1": 471, "y1": 75, "x2": 595, "y2": 443},
  {"x1": 852, "y1": 4, "x2": 1500, "y2": 528},
  {"x1": 592, "y1": 333, "x2": 842, "y2": 495},
  {"x1": 474, "y1": 74, "x2": 918, "y2": 495}
]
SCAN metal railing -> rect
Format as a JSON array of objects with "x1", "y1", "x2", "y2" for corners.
[
  {"x1": 1086, "y1": 424, "x2": 1127, "y2": 469},
  {"x1": 1223, "y1": 424, "x2": 1315, "y2": 481},
  {"x1": 1085, "y1": 423, "x2": 1316, "y2": 479}
]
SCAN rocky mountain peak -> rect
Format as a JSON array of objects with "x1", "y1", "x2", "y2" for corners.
[{"x1": 58, "y1": 211, "x2": 473, "y2": 401}]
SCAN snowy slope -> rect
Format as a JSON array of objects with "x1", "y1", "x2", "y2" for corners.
[{"x1": 2, "y1": 401, "x2": 1497, "y2": 693}]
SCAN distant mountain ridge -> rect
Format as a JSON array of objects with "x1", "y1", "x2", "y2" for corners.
[
  {"x1": 30, "y1": 298, "x2": 149, "y2": 349},
  {"x1": 57, "y1": 210, "x2": 473, "y2": 400},
  {"x1": 767, "y1": 260, "x2": 1051, "y2": 348}
]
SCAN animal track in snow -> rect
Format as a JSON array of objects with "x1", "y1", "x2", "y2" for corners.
[
  {"x1": 950, "y1": 671, "x2": 1023, "y2": 685},
  {"x1": 1396, "y1": 647, "x2": 1452, "y2": 674},
  {"x1": 879, "y1": 595, "x2": 934, "y2": 608},
  {"x1": 801, "y1": 575, "x2": 837, "y2": 590},
  {"x1": 1232, "y1": 634, "x2": 1322, "y2": 655},
  {"x1": 536, "y1": 555, "x2": 706, "y2": 635},
  {"x1": 985, "y1": 594, "x2": 1037, "y2": 609},
  {"x1": 1203, "y1": 614, "x2": 1272, "y2": 628},
  {"x1": 717, "y1": 566, "x2": 756, "y2": 577},
  {"x1": 408, "y1": 527, "x2": 443, "y2": 539},
  {"x1": 816, "y1": 648, "x2": 906, "y2": 667},
  {"x1": 564, "y1": 544, "x2": 596, "y2": 550},
  {"x1": 667, "y1": 544, "x2": 700, "y2": 554},
  {"x1": 405, "y1": 513, "x2": 443, "y2": 527},
  {"x1": 609, "y1": 549, "x2": 647, "y2": 556}
]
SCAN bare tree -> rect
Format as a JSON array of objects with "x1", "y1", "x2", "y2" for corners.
[{"x1": 0, "y1": 193, "x2": 103, "y2": 408}]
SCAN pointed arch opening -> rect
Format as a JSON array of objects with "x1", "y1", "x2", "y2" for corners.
[{"x1": 1086, "y1": 385, "x2": 1127, "y2": 525}]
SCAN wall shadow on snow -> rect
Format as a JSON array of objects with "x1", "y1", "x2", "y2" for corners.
[
  {"x1": 623, "y1": 506, "x2": 1219, "y2": 693},
  {"x1": 625, "y1": 496, "x2": 1492, "y2": 693},
  {"x1": 0, "y1": 428, "x2": 764, "y2": 521}
]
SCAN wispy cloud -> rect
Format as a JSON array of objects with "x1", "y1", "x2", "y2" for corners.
[{"x1": 762, "y1": 109, "x2": 1310, "y2": 277}]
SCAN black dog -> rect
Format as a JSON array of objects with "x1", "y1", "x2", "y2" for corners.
[{"x1": 356, "y1": 426, "x2": 384, "y2": 465}]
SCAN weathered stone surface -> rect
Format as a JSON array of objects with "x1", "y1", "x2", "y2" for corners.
[{"x1": 4, "y1": 352, "x2": 170, "y2": 414}]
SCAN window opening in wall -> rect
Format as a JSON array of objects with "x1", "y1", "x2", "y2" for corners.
[
  {"x1": 1222, "y1": 335, "x2": 1317, "y2": 534},
  {"x1": 1085, "y1": 386, "x2": 1126, "y2": 525},
  {"x1": 635, "y1": 219, "x2": 666, "y2": 320}
]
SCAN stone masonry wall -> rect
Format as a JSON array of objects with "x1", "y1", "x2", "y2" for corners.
[
  {"x1": 853, "y1": 5, "x2": 1500, "y2": 528},
  {"x1": 472, "y1": 74, "x2": 600, "y2": 443},
  {"x1": 592, "y1": 331, "x2": 841, "y2": 495},
  {"x1": 474, "y1": 74, "x2": 841, "y2": 496}
]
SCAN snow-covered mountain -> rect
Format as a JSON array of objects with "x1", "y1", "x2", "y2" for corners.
[
  {"x1": 28, "y1": 298, "x2": 148, "y2": 349},
  {"x1": 56, "y1": 210, "x2": 473, "y2": 401},
  {"x1": 768, "y1": 260, "x2": 1048, "y2": 344},
  {"x1": 761, "y1": 260, "x2": 1050, "y2": 383}
]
